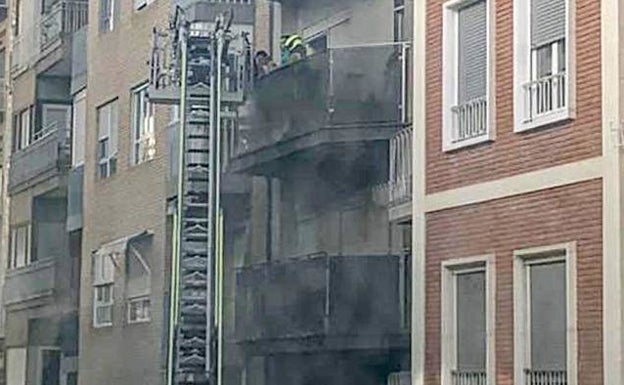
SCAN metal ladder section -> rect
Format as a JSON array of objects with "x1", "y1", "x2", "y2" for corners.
[{"x1": 175, "y1": 33, "x2": 215, "y2": 385}]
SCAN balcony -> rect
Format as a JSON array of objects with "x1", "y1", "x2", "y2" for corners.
[
  {"x1": 9, "y1": 123, "x2": 71, "y2": 192},
  {"x1": 522, "y1": 72, "x2": 567, "y2": 124},
  {"x1": 230, "y1": 43, "x2": 409, "y2": 174},
  {"x1": 235, "y1": 254, "x2": 408, "y2": 354},
  {"x1": 11, "y1": 1, "x2": 88, "y2": 75},
  {"x1": 4, "y1": 256, "x2": 77, "y2": 309}
]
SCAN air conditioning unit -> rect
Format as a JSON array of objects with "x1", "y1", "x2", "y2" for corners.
[{"x1": 387, "y1": 371, "x2": 411, "y2": 385}]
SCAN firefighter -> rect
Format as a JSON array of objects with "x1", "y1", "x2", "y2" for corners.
[{"x1": 281, "y1": 34, "x2": 307, "y2": 65}]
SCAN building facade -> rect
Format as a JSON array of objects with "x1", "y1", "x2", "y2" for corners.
[
  {"x1": 228, "y1": 0, "x2": 413, "y2": 384},
  {"x1": 0, "y1": 0, "x2": 414, "y2": 384},
  {"x1": 411, "y1": 0, "x2": 610, "y2": 384},
  {"x1": 2, "y1": 0, "x2": 86, "y2": 384}
]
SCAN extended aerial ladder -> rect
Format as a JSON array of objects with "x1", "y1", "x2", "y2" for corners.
[{"x1": 148, "y1": 6, "x2": 251, "y2": 385}]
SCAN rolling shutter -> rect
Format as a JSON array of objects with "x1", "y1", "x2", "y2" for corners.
[
  {"x1": 458, "y1": 0, "x2": 487, "y2": 104},
  {"x1": 531, "y1": 0, "x2": 566, "y2": 48}
]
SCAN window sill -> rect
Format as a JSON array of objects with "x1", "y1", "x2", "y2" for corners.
[
  {"x1": 127, "y1": 318, "x2": 151, "y2": 325},
  {"x1": 516, "y1": 108, "x2": 571, "y2": 133},
  {"x1": 93, "y1": 322, "x2": 113, "y2": 329},
  {"x1": 443, "y1": 131, "x2": 494, "y2": 152}
]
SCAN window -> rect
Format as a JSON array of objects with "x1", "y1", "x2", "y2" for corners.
[
  {"x1": 13, "y1": 0, "x2": 21, "y2": 37},
  {"x1": 126, "y1": 239, "x2": 151, "y2": 323},
  {"x1": 514, "y1": 244, "x2": 577, "y2": 385},
  {"x1": 97, "y1": 99, "x2": 118, "y2": 179},
  {"x1": 72, "y1": 91, "x2": 86, "y2": 167},
  {"x1": 99, "y1": 0, "x2": 115, "y2": 32},
  {"x1": 131, "y1": 84, "x2": 155, "y2": 165},
  {"x1": 38, "y1": 348, "x2": 60, "y2": 385},
  {"x1": 442, "y1": 0, "x2": 493, "y2": 151},
  {"x1": 94, "y1": 284, "x2": 114, "y2": 327},
  {"x1": 441, "y1": 256, "x2": 495, "y2": 385},
  {"x1": 93, "y1": 252, "x2": 115, "y2": 327},
  {"x1": 13, "y1": 107, "x2": 32, "y2": 151},
  {"x1": 514, "y1": 0, "x2": 573, "y2": 130},
  {"x1": 128, "y1": 296, "x2": 151, "y2": 323},
  {"x1": 8, "y1": 224, "x2": 31, "y2": 269}
]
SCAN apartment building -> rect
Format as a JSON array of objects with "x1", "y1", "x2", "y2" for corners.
[
  {"x1": 410, "y1": 0, "x2": 609, "y2": 384},
  {"x1": 0, "y1": 0, "x2": 413, "y2": 384},
  {"x1": 2, "y1": 0, "x2": 87, "y2": 384},
  {"x1": 226, "y1": 1, "x2": 413, "y2": 385}
]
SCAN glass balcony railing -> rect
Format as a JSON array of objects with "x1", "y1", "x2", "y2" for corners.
[
  {"x1": 235, "y1": 253, "x2": 406, "y2": 349},
  {"x1": 236, "y1": 43, "x2": 409, "y2": 155}
]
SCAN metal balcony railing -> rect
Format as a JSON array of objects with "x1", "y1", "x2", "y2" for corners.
[
  {"x1": 236, "y1": 43, "x2": 409, "y2": 155},
  {"x1": 11, "y1": 1, "x2": 88, "y2": 73},
  {"x1": 40, "y1": 0, "x2": 88, "y2": 49},
  {"x1": 523, "y1": 72, "x2": 567, "y2": 122},
  {"x1": 524, "y1": 369, "x2": 567, "y2": 385},
  {"x1": 451, "y1": 96, "x2": 488, "y2": 144},
  {"x1": 388, "y1": 126, "x2": 412, "y2": 206},
  {"x1": 235, "y1": 254, "x2": 403, "y2": 344},
  {"x1": 452, "y1": 371, "x2": 487, "y2": 385}
]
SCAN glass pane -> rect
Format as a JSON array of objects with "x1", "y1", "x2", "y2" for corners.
[
  {"x1": 41, "y1": 350, "x2": 60, "y2": 385},
  {"x1": 98, "y1": 139, "x2": 108, "y2": 161},
  {"x1": 535, "y1": 44, "x2": 553, "y2": 78},
  {"x1": 530, "y1": 260, "x2": 567, "y2": 370},
  {"x1": 456, "y1": 270, "x2": 486, "y2": 371},
  {"x1": 97, "y1": 105, "x2": 108, "y2": 140},
  {"x1": 558, "y1": 39, "x2": 566, "y2": 72}
]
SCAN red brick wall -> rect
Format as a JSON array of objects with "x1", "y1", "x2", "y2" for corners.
[
  {"x1": 425, "y1": 0, "x2": 602, "y2": 194},
  {"x1": 424, "y1": 180, "x2": 603, "y2": 385}
]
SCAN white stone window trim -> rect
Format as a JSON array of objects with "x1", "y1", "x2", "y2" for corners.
[
  {"x1": 513, "y1": 0, "x2": 576, "y2": 132},
  {"x1": 440, "y1": 254, "x2": 496, "y2": 385},
  {"x1": 513, "y1": 242, "x2": 578, "y2": 385},
  {"x1": 442, "y1": 0, "x2": 496, "y2": 152}
]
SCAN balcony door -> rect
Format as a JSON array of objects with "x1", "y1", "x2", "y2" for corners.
[{"x1": 40, "y1": 104, "x2": 70, "y2": 141}]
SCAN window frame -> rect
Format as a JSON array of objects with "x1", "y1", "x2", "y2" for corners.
[
  {"x1": 441, "y1": 254, "x2": 496, "y2": 385},
  {"x1": 442, "y1": 0, "x2": 496, "y2": 152},
  {"x1": 130, "y1": 83, "x2": 155, "y2": 166},
  {"x1": 8, "y1": 223, "x2": 31, "y2": 270},
  {"x1": 513, "y1": 0, "x2": 576, "y2": 132},
  {"x1": 96, "y1": 99, "x2": 118, "y2": 179},
  {"x1": 35, "y1": 346, "x2": 61, "y2": 385},
  {"x1": 127, "y1": 295, "x2": 151, "y2": 324},
  {"x1": 92, "y1": 251, "x2": 115, "y2": 328},
  {"x1": 13, "y1": 106, "x2": 33, "y2": 152},
  {"x1": 513, "y1": 243, "x2": 578, "y2": 385},
  {"x1": 93, "y1": 283, "x2": 114, "y2": 328}
]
